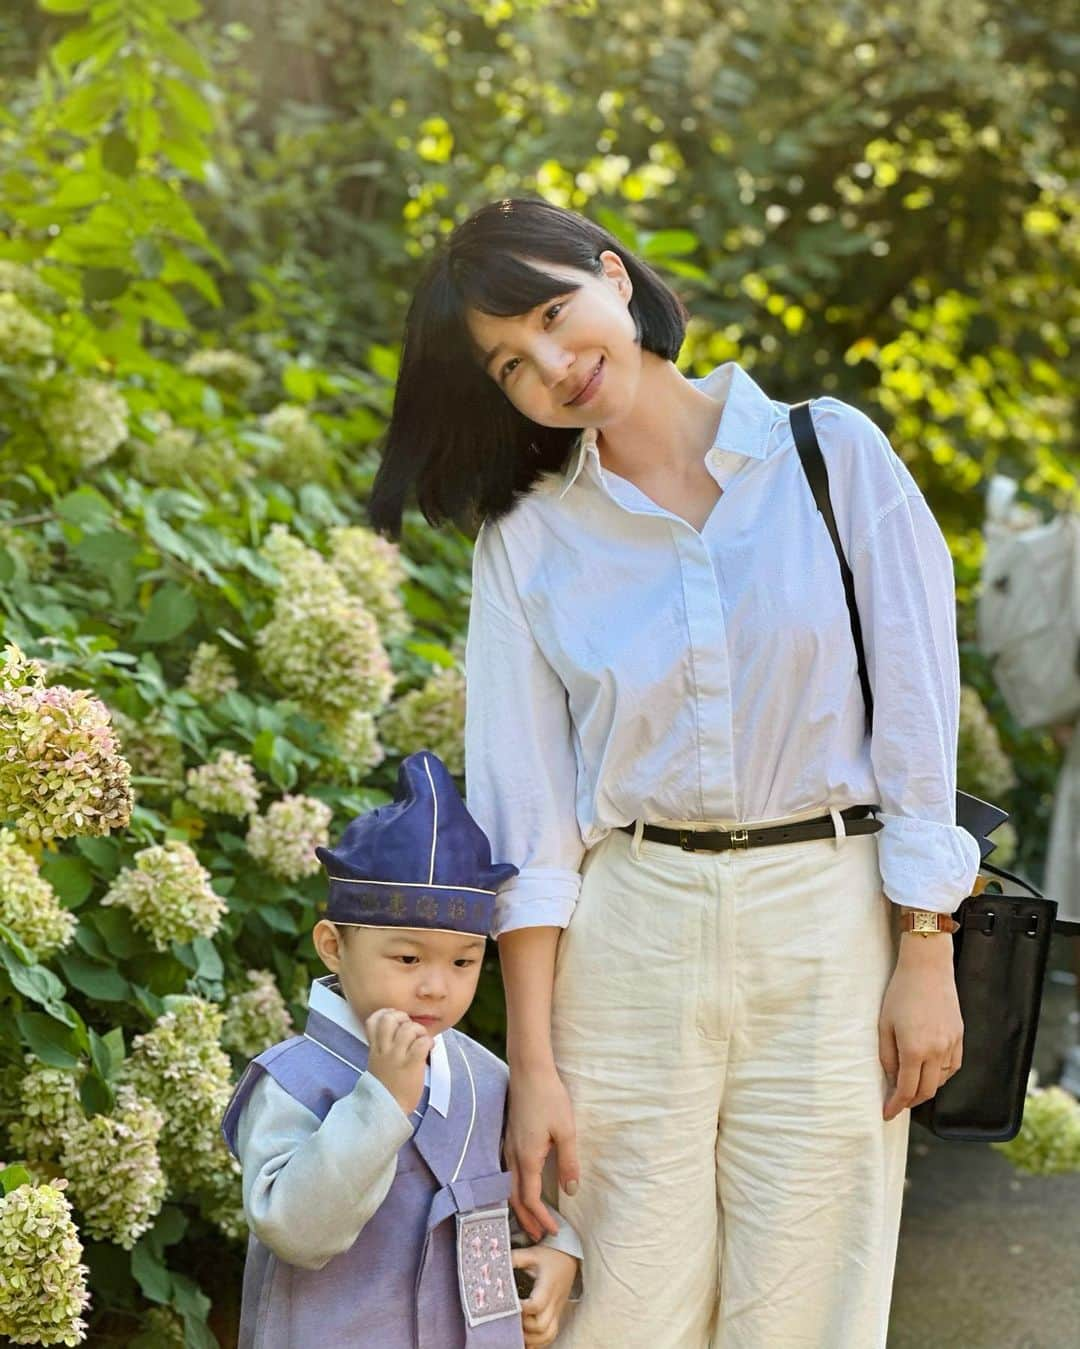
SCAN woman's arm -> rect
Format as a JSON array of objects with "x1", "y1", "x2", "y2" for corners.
[{"x1": 499, "y1": 926, "x2": 579, "y2": 1241}]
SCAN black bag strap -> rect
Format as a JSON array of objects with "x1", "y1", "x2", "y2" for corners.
[{"x1": 788, "y1": 402, "x2": 1080, "y2": 935}]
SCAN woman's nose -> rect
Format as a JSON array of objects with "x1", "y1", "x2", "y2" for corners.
[{"x1": 534, "y1": 340, "x2": 574, "y2": 389}]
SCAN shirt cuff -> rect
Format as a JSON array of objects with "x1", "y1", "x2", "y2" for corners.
[
  {"x1": 491, "y1": 867, "x2": 582, "y2": 937},
  {"x1": 875, "y1": 812, "x2": 982, "y2": 913}
]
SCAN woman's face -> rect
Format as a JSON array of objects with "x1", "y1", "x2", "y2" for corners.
[{"x1": 466, "y1": 250, "x2": 642, "y2": 428}]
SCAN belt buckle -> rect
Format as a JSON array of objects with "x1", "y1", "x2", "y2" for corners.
[
  {"x1": 728, "y1": 828, "x2": 750, "y2": 851},
  {"x1": 678, "y1": 829, "x2": 695, "y2": 852}
]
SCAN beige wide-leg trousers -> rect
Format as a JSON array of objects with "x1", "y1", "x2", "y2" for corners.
[{"x1": 550, "y1": 814, "x2": 910, "y2": 1349}]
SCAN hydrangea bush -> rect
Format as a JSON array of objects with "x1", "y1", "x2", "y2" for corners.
[{"x1": 0, "y1": 1179, "x2": 91, "y2": 1347}]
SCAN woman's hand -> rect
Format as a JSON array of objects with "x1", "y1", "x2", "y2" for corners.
[
  {"x1": 512, "y1": 1245, "x2": 579, "y2": 1348},
  {"x1": 505, "y1": 1062, "x2": 580, "y2": 1241},
  {"x1": 878, "y1": 935, "x2": 963, "y2": 1121}
]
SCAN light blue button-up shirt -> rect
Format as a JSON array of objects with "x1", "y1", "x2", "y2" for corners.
[{"x1": 464, "y1": 362, "x2": 981, "y2": 934}]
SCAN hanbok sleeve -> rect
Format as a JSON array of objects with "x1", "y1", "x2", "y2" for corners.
[{"x1": 235, "y1": 1072, "x2": 413, "y2": 1270}]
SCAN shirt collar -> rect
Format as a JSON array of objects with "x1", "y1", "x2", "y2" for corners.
[
  {"x1": 308, "y1": 975, "x2": 452, "y2": 1117},
  {"x1": 558, "y1": 361, "x2": 776, "y2": 499}
]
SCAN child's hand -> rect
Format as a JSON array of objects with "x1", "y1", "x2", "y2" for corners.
[
  {"x1": 364, "y1": 1008, "x2": 432, "y2": 1117},
  {"x1": 511, "y1": 1245, "x2": 578, "y2": 1348}
]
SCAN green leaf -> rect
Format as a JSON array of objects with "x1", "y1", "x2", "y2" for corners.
[
  {"x1": 131, "y1": 1238, "x2": 174, "y2": 1305},
  {"x1": 57, "y1": 951, "x2": 130, "y2": 1001},
  {"x1": 282, "y1": 364, "x2": 319, "y2": 402},
  {"x1": 90, "y1": 908, "x2": 150, "y2": 959},
  {"x1": 190, "y1": 936, "x2": 223, "y2": 981},
  {"x1": 134, "y1": 237, "x2": 165, "y2": 279},
  {"x1": 15, "y1": 1012, "x2": 82, "y2": 1069},
  {"x1": 0, "y1": 1164, "x2": 32, "y2": 1195},
  {"x1": 133, "y1": 583, "x2": 198, "y2": 644},
  {"x1": 56, "y1": 486, "x2": 113, "y2": 530},
  {"x1": 641, "y1": 229, "x2": 699, "y2": 259},
  {"x1": 0, "y1": 945, "x2": 73, "y2": 1022},
  {"x1": 80, "y1": 1065, "x2": 114, "y2": 1116},
  {"x1": 40, "y1": 855, "x2": 95, "y2": 909},
  {"x1": 83, "y1": 267, "x2": 130, "y2": 302},
  {"x1": 40, "y1": 0, "x2": 90, "y2": 11},
  {"x1": 104, "y1": 1025, "x2": 126, "y2": 1068},
  {"x1": 101, "y1": 130, "x2": 137, "y2": 178}
]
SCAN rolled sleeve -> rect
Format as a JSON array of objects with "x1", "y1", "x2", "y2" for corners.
[
  {"x1": 465, "y1": 523, "x2": 584, "y2": 937},
  {"x1": 853, "y1": 488, "x2": 982, "y2": 913}
]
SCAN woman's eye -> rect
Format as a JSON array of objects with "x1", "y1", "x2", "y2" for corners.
[
  {"x1": 543, "y1": 302, "x2": 564, "y2": 324},
  {"x1": 500, "y1": 357, "x2": 520, "y2": 382}
]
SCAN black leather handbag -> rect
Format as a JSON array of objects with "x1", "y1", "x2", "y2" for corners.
[{"x1": 789, "y1": 402, "x2": 1079, "y2": 1142}]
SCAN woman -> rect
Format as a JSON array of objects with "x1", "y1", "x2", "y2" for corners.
[{"x1": 370, "y1": 198, "x2": 981, "y2": 1348}]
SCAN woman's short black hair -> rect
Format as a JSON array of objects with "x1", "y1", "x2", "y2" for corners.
[{"x1": 368, "y1": 198, "x2": 688, "y2": 537}]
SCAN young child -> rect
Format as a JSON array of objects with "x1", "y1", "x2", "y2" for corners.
[{"x1": 222, "y1": 751, "x2": 581, "y2": 1349}]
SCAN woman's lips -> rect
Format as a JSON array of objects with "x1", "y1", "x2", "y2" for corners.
[{"x1": 565, "y1": 357, "x2": 604, "y2": 408}]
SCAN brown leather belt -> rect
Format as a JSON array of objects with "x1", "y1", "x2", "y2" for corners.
[{"x1": 619, "y1": 805, "x2": 881, "y2": 853}]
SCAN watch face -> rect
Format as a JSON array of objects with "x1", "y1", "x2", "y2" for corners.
[{"x1": 912, "y1": 912, "x2": 938, "y2": 933}]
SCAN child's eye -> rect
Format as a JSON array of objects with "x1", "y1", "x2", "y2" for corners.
[
  {"x1": 395, "y1": 955, "x2": 420, "y2": 966},
  {"x1": 454, "y1": 959, "x2": 478, "y2": 968}
]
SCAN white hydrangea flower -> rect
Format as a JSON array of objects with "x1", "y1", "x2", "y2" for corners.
[
  {"x1": 101, "y1": 842, "x2": 225, "y2": 952},
  {"x1": 39, "y1": 377, "x2": 128, "y2": 469},
  {"x1": 993, "y1": 1085, "x2": 1080, "y2": 1175},
  {"x1": 221, "y1": 969, "x2": 294, "y2": 1059},
  {"x1": 257, "y1": 403, "x2": 336, "y2": 487},
  {"x1": 0, "y1": 260, "x2": 56, "y2": 305},
  {"x1": 183, "y1": 643, "x2": 239, "y2": 702},
  {"x1": 109, "y1": 709, "x2": 186, "y2": 806},
  {"x1": 245, "y1": 794, "x2": 332, "y2": 882},
  {"x1": 0, "y1": 1179, "x2": 90, "y2": 1347},
  {"x1": 957, "y1": 685, "x2": 1017, "y2": 802},
  {"x1": 256, "y1": 528, "x2": 393, "y2": 718},
  {"x1": 61, "y1": 1087, "x2": 166, "y2": 1249},
  {"x1": 121, "y1": 998, "x2": 234, "y2": 1196},
  {"x1": 8, "y1": 1059, "x2": 84, "y2": 1168},
  {"x1": 0, "y1": 292, "x2": 53, "y2": 362},
  {"x1": 183, "y1": 348, "x2": 262, "y2": 397},
  {"x1": 379, "y1": 667, "x2": 466, "y2": 777},
  {"x1": 185, "y1": 750, "x2": 261, "y2": 817},
  {"x1": 0, "y1": 645, "x2": 133, "y2": 841},
  {"x1": 323, "y1": 707, "x2": 385, "y2": 776},
  {"x1": 0, "y1": 830, "x2": 76, "y2": 961},
  {"x1": 328, "y1": 526, "x2": 410, "y2": 641}
]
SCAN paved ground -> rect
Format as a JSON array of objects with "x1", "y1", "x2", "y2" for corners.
[{"x1": 888, "y1": 961, "x2": 1080, "y2": 1349}]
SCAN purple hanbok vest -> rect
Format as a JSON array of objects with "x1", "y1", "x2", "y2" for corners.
[{"x1": 222, "y1": 1008, "x2": 525, "y2": 1349}]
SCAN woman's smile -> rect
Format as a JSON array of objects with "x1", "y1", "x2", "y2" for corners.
[{"x1": 563, "y1": 356, "x2": 605, "y2": 408}]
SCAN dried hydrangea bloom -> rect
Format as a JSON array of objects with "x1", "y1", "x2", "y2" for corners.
[
  {"x1": 182, "y1": 643, "x2": 239, "y2": 702},
  {"x1": 379, "y1": 667, "x2": 466, "y2": 778},
  {"x1": 0, "y1": 292, "x2": 53, "y2": 362},
  {"x1": 183, "y1": 347, "x2": 262, "y2": 397},
  {"x1": 185, "y1": 750, "x2": 261, "y2": 818},
  {"x1": 0, "y1": 1179, "x2": 90, "y2": 1346},
  {"x1": 101, "y1": 841, "x2": 225, "y2": 952},
  {"x1": 221, "y1": 969, "x2": 294, "y2": 1060},
  {"x1": 328, "y1": 526, "x2": 410, "y2": 641},
  {"x1": 0, "y1": 645, "x2": 133, "y2": 841},
  {"x1": 245, "y1": 794, "x2": 333, "y2": 882},
  {"x1": 0, "y1": 830, "x2": 76, "y2": 961},
  {"x1": 109, "y1": 709, "x2": 186, "y2": 806},
  {"x1": 61, "y1": 1087, "x2": 166, "y2": 1249},
  {"x1": 39, "y1": 377, "x2": 128, "y2": 469},
  {"x1": 256, "y1": 529, "x2": 393, "y2": 718},
  {"x1": 122, "y1": 998, "x2": 235, "y2": 1196},
  {"x1": 8, "y1": 1059, "x2": 84, "y2": 1168},
  {"x1": 257, "y1": 404, "x2": 337, "y2": 487},
  {"x1": 136, "y1": 1307, "x2": 186, "y2": 1349},
  {"x1": 323, "y1": 707, "x2": 384, "y2": 777},
  {"x1": 993, "y1": 1085, "x2": 1080, "y2": 1175},
  {"x1": 957, "y1": 685, "x2": 1017, "y2": 802}
]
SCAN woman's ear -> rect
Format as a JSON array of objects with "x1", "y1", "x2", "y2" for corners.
[
  {"x1": 313, "y1": 918, "x2": 345, "y2": 973},
  {"x1": 598, "y1": 248, "x2": 633, "y2": 303}
]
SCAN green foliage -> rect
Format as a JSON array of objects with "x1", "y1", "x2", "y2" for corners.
[{"x1": 0, "y1": 0, "x2": 1076, "y2": 1344}]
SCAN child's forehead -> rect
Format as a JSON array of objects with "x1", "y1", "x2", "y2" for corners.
[{"x1": 367, "y1": 926, "x2": 486, "y2": 955}]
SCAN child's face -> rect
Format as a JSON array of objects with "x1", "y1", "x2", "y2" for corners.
[{"x1": 312, "y1": 921, "x2": 486, "y2": 1038}]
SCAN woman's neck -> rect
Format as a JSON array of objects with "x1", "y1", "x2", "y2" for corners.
[{"x1": 595, "y1": 353, "x2": 725, "y2": 483}]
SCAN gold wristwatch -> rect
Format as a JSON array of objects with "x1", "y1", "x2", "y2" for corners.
[{"x1": 899, "y1": 908, "x2": 960, "y2": 936}]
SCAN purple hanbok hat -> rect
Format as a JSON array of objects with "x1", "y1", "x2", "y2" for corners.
[{"x1": 314, "y1": 751, "x2": 517, "y2": 936}]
